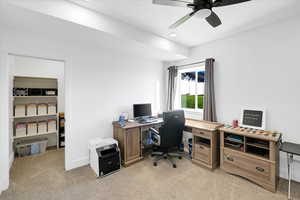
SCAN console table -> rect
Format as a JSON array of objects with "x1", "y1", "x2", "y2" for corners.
[{"x1": 219, "y1": 126, "x2": 281, "y2": 192}]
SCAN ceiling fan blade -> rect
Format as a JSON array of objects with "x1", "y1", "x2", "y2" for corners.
[
  {"x1": 152, "y1": 0, "x2": 192, "y2": 7},
  {"x1": 205, "y1": 11, "x2": 222, "y2": 28},
  {"x1": 213, "y1": 0, "x2": 251, "y2": 7},
  {"x1": 169, "y1": 11, "x2": 196, "y2": 29}
]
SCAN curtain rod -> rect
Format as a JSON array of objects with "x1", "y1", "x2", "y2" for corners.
[
  {"x1": 168, "y1": 58, "x2": 214, "y2": 70},
  {"x1": 168, "y1": 60, "x2": 205, "y2": 70}
]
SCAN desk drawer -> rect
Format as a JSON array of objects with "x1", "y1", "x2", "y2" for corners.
[
  {"x1": 193, "y1": 143, "x2": 210, "y2": 164},
  {"x1": 193, "y1": 128, "x2": 211, "y2": 139},
  {"x1": 223, "y1": 149, "x2": 270, "y2": 180}
]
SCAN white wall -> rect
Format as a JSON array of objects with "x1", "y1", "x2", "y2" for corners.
[
  {"x1": 0, "y1": 51, "x2": 10, "y2": 194},
  {"x1": 0, "y1": 25, "x2": 165, "y2": 182},
  {"x1": 171, "y1": 17, "x2": 300, "y2": 181}
]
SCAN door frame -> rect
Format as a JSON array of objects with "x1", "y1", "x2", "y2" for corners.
[{"x1": 0, "y1": 52, "x2": 70, "y2": 193}]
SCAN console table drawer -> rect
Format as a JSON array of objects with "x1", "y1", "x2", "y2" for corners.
[
  {"x1": 193, "y1": 143, "x2": 210, "y2": 164},
  {"x1": 223, "y1": 149, "x2": 270, "y2": 179},
  {"x1": 193, "y1": 128, "x2": 211, "y2": 139}
]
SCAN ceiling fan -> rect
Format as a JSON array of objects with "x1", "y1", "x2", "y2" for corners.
[{"x1": 152, "y1": 0, "x2": 251, "y2": 29}]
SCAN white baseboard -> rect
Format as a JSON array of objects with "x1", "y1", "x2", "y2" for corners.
[
  {"x1": 9, "y1": 153, "x2": 14, "y2": 168},
  {"x1": 66, "y1": 156, "x2": 89, "y2": 171},
  {"x1": 0, "y1": 178, "x2": 9, "y2": 196}
]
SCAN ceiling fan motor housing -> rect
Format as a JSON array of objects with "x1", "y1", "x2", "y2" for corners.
[{"x1": 190, "y1": 0, "x2": 212, "y2": 11}]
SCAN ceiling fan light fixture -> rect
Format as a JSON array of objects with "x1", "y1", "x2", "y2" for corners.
[{"x1": 195, "y1": 9, "x2": 211, "y2": 19}]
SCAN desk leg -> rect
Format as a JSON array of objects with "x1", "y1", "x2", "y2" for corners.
[{"x1": 287, "y1": 153, "x2": 293, "y2": 200}]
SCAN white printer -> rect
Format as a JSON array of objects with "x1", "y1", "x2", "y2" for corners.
[{"x1": 89, "y1": 138, "x2": 120, "y2": 177}]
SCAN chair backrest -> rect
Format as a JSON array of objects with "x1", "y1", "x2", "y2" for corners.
[{"x1": 159, "y1": 110, "x2": 185, "y2": 148}]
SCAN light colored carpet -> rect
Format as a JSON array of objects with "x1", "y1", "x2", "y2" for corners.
[{"x1": 1, "y1": 150, "x2": 299, "y2": 200}]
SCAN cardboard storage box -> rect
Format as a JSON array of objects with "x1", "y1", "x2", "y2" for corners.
[
  {"x1": 15, "y1": 123, "x2": 27, "y2": 137},
  {"x1": 14, "y1": 104, "x2": 26, "y2": 117},
  {"x1": 48, "y1": 119, "x2": 57, "y2": 132},
  {"x1": 48, "y1": 103, "x2": 57, "y2": 115},
  {"x1": 27, "y1": 104, "x2": 37, "y2": 116},
  {"x1": 27, "y1": 122, "x2": 38, "y2": 136},
  {"x1": 38, "y1": 121, "x2": 47, "y2": 134},
  {"x1": 38, "y1": 104, "x2": 47, "y2": 115}
]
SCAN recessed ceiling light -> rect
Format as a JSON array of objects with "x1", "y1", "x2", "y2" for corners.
[{"x1": 169, "y1": 32, "x2": 177, "y2": 37}]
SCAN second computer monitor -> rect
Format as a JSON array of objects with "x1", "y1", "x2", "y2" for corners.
[{"x1": 133, "y1": 104, "x2": 152, "y2": 118}]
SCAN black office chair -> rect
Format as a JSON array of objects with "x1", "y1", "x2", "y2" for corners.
[{"x1": 151, "y1": 110, "x2": 185, "y2": 168}]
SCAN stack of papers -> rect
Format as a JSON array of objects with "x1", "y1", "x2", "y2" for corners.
[
  {"x1": 16, "y1": 123, "x2": 27, "y2": 137},
  {"x1": 27, "y1": 104, "x2": 37, "y2": 116},
  {"x1": 15, "y1": 105, "x2": 26, "y2": 117},
  {"x1": 38, "y1": 121, "x2": 47, "y2": 133},
  {"x1": 27, "y1": 122, "x2": 38, "y2": 136},
  {"x1": 38, "y1": 104, "x2": 47, "y2": 115}
]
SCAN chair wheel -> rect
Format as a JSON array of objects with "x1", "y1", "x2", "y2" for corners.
[
  {"x1": 173, "y1": 164, "x2": 177, "y2": 168},
  {"x1": 153, "y1": 162, "x2": 157, "y2": 167},
  {"x1": 151, "y1": 154, "x2": 154, "y2": 157},
  {"x1": 164, "y1": 156, "x2": 167, "y2": 159},
  {"x1": 178, "y1": 156, "x2": 182, "y2": 159}
]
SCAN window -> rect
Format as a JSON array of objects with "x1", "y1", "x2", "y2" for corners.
[{"x1": 178, "y1": 65, "x2": 205, "y2": 111}]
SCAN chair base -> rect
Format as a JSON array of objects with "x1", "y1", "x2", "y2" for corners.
[{"x1": 151, "y1": 151, "x2": 182, "y2": 168}]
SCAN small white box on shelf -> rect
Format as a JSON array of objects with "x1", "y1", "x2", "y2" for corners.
[
  {"x1": 48, "y1": 103, "x2": 57, "y2": 115},
  {"x1": 27, "y1": 122, "x2": 38, "y2": 136},
  {"x1": 14, "y1": 104, "x2": 26, "y2": 117},
  {"x1": 48, "y1": 119, "x2": 57, "y2": 132},
  {"x1": 15, "y1": 123, "x2": 27, "y2": 137},
  {"x1": 27, "y1": 104, "x2": 37, "y2": 116},
  {"x1": 38, "y1": 121, "x2": 47, "y2": 134},
  {"x1": 38, "y1": 104, "x2": 47, "y2": 115}
]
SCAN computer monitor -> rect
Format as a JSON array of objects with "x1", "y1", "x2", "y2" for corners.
[{"x1": 133, "y1": 104, "x2": 152, "y2": 118}]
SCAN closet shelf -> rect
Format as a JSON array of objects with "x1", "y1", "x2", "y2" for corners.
[
  {"x1": 13, "y1": 96, "x2": 57, "y2": 98},
  {"x1": 13, "y1": 131, "x2": 57, "y2": 139},
  {"x1": 13, "y1": 114, "x2": 57, "y2": 119}
]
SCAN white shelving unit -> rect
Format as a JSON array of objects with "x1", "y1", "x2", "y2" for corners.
[{"x1": 13, "y1": 76, "x2": 59, "y2": 150}]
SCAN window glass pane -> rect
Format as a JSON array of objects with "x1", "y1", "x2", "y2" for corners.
[
  {"x1": 197, "y1": 71, "x2": 205, "y2": 109},
  {"x1": 180, "y1": 72, "x2": 196, "y2": 109},
  {"x1": 198, "y1": 71, "x2": 205, "y2": 82},
  {"x1": 198, "y1": 95, "x2": 204, "y2": 109}
]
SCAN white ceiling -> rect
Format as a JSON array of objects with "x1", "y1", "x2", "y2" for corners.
[
  {"x1": 69, "y1": 0, "x2": 300, "y2": 47},
  {"x1": 0, "y1": 3, "x2": 185, "y2": 61}
]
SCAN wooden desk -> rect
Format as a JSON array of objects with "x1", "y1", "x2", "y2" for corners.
[
  {"x1": 113, "y1": 119, "x2": 223, "y2": 168},
  {"x1": 113, "y1": 119, "x2": 163, "y2": 167},
  {"x1": 185, "y1": 119, "x2": 224, "y2": 170},
  {"x1": 219, "y1": 126, "x2": 281, "y2": 192}
]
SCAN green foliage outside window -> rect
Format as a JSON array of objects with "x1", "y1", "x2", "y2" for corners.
[{"x1": 181, "y1": 95, "x2": 204, "y2": 109}]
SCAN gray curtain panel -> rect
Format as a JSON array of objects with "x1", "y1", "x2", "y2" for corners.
[
  {"x1": 203, "y1": 58, "x2": 217, "y2": 122},
  {"x1": 167, "y1": 66, "x2": 178, "y2": 111}
]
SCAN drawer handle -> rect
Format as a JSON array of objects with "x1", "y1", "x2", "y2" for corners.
[
  {"x1": 199, "y1": 145, "x2": 204, "y2": 149},
  {"x1": 199, "y1": 132, "x2": 205, "y2": 135},
  {"x1": 256, "y1": 167, "x2": 265, "y2": 172}
]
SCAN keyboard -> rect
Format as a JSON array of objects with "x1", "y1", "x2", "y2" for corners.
[{"x1": 138, "y1": 119, "x2": 158, "y2": 124}]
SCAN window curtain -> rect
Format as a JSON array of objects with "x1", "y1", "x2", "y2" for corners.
[
  {"x1": 203, "y1": 58, "x2": 217, "y2": 122},
  {"x1": 167, "y1": 66, "x2": 178, "y2": 111}
]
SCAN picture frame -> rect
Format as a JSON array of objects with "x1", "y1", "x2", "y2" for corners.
[{"x1": 240, "y1": 107, "x2": 266, "y2": 130}]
